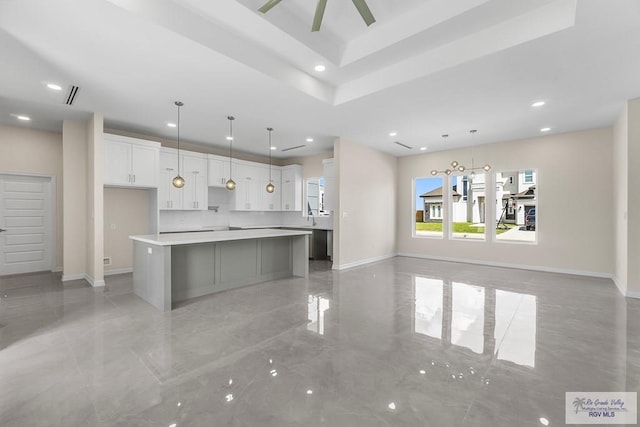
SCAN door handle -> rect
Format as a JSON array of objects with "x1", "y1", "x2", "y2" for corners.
[{"x1": 0, "y1": 228, "x2": 6, "y2": 232}]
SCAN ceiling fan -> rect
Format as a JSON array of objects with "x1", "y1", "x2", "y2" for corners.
[{"x1": 258, "y1": 0, "x2": 376, "y2": 32}]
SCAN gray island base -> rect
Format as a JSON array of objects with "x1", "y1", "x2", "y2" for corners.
[{"x1": 129, "y1": 229, "x2": 311, "y2": 311}]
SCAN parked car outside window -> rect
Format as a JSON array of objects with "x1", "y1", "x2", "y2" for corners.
[{"x1": 525, "y1": 208, "x2": 536, "y2": 231}]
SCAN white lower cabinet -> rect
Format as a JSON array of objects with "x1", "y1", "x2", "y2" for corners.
[{"x1": 159, "y1": 149, "x2": 207, "y2": 210}]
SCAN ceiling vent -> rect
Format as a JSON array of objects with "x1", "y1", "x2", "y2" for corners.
[
  {"x1": 281, "y1": 144, "x2": 306, "y2": 152},
  {"x1": 394, "y1": 141, "x2": 413, "y2": 150},
  {"x1": 65, "y1": 85, "x2": 79, "y2": 106}
]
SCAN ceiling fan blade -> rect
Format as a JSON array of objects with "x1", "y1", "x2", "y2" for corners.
[
  {"x1": 351, "y1": 0, "x2": 376, "y2": 26},
  {"x1": 258, "y1": 0, "x2": 283, "y2": 14},
  {"x1": 312, "y1": 0, "x2": 328, "y2": 32}
]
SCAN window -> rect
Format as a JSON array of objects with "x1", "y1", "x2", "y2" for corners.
[
  {"x1": 451, "y1": 174, "x2": 486, "y2": 241},
  {"x1": 495, "y1": 170, "x2": 537, "y2": 243},
  {"x1": 524, "y1": 169, "x2": 533, "y2": 183},
  {"x1": 414, "y1": 176, "x2": 444, "y2": 238}
]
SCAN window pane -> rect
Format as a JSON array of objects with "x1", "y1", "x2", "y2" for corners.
[
  {"x1": 451, "y1": 174, "x2": 486, "y2": 241},
  {"x1": 415, "y1": 177, "x2": 444, "y2": 238},
  {"x1": 495, "y1": 170, "x2": 537, "y2": 243}
]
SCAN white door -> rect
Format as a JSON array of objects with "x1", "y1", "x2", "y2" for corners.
[{"x1": 0, "y1": 176, "x2": 53, "y2": 275}]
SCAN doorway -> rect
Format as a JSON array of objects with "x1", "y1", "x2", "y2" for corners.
[{"x1": 0, "y1": 175, "x2": 54, "y2": 275}]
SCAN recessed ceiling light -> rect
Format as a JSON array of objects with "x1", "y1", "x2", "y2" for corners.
[
  {"x1": 420, "y1": 147, "x2": 427, "y2": 151},
  {"x1": 531, "y1": 101, "x2": 545, "y2": 107},
  {"x1": 540, "y1": 127, "x2": 551, "y2": 132},
  {"x1": 167, "y1": 123, "x2": 177, "y2": 128},
  {"x1": 306, "y1": 138, "x2": 314, "y2": 142},
  {"x1": 270, "y1": 146, "x2": 277, "y2": 150},
  {"x1": 16, "y1": 115, "x2": 31, "y2": 121},
  {"x1": 314, "y1": 64, "x2": 326, "y2": 72},
  {"x1": 47, "y1": 83, "x2": 62, "y2": 91},
  {"x1": 389, "y1": 132, "x2": 397, "y2": 137}
]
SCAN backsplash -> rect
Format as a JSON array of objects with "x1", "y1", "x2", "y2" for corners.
[{"x1": 159, "y1": 187, "x2": 334, "y2": 232}]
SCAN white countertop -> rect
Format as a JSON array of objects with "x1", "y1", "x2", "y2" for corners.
[
  {"x1": 130, "y1": 228, "x2": 311, "y2": 246},
  {"x1": 233, "y1": 225, "x2": 333, "y2": 231}
]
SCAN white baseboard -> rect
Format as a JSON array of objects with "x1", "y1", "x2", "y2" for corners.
[
  {"x1": 62, "y1": 273, "x2": 104, "y2": 287},
  {"x1": 104, "y1": 268, "x2": 133, "y2": 276},
  {"x1": 611, "y1": 276, "x2": 627, "y2": 297},
  {"x1": 332, "y1": 253, "x2": 397, "y2": 271},
  {"x1": 626, "y1": 290, "x2": 640, "y2": 299},
  {"x1": 397, "y1": 252, "x2": 613, "y2": 280},
  {"x1": 61, "y1": 273, "x2": 86, "y2": 282},
  {"x1": 85, "y1": 274, "x2": 105, "y2": 288},
  {"x1": 52, "y1": 267, "x2": 63, "y2": 273}
]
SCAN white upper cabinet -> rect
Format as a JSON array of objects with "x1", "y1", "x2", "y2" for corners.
[
  {"x1": 104, "y1": 134, "x2": 159, "y2": 188},
  {"x1": 182, "y1": 154, "x2": 207, "y2": 210},
  {"x1": 230, "y1": 162, "x2": 262, "y2": 211},
  {"x1": 259, "y1": 168, "x2": 281, "y2": 211},
  {"x1": 159, "y1": 148, "x2": 207, "y2": 210},
  {"x1": 281, "y1": 165, "x2": 303, "y2": 211},
  {"x1": 207, "y1": 154, "x2": 231, "y2": 187}
]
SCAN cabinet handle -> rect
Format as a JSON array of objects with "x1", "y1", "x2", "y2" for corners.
[
  {"x1": 132, "y1": 174, "x2": 136, "y2": 183},
  {"x1": 128, "y1": 174, "x2": 131, "y2": 183},
  {"x1": 193, "y1": 171, "x2": 199, "y2": 175},
  {"x1": 166, "y1": 168, "x2": 174, "y2": 171}
]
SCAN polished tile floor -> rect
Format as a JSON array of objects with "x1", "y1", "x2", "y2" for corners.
[{"x1": 1, "y1": 257, "x2": 639, "y2": 426}]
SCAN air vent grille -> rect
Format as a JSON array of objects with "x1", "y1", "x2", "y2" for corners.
[
  {"x1": 65, "y1": 85, "x2": 80, "y2": 105},
  {"x1": 394, "y1": 141, "x2": 413, "y2": 149},
  {"x1": 281, "y1": 144, "x2": 306, "y2": 152}
]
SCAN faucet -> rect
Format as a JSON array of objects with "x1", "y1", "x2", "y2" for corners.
[{"x1": 307, "y1": 202, "x2": 317, "y2": 226}]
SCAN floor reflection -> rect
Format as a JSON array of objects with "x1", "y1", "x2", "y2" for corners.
[
  {"x1": 413, "y1": 276, "x2": 537, "y2": 367},
  {"x1": 307, "y1": 294, "x2": 330, "y2": 335}
]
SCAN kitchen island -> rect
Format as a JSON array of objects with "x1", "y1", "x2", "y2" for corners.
[{"x1": 129, "y1": 229, "x2": 311, "y2": 311}]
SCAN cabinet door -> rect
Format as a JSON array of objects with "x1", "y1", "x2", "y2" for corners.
[
  {"x1": 281, "y1": 165, "x2": 302, "y2": 211},
  {"x1": 181, "y1": 171, "x2": 207, "y2": 210},
  {"x1": 104, "y1": 140, "x2": 131, "y2": 185},
  {"x1": 259, "y1": 169, "x2": 281, "y2": 211},
  {"x1": 207, "y1": 158, "x2": 230, "y2": 187},
  {"x1": 181, "y1": 156, "x2": 207, "y2": 210},
  {"x1": 130, "y1": 144, "x2": 158, "y2": 187},
  {"x1": 158, "y1": 170, "x2": 182, "y2": 210}
]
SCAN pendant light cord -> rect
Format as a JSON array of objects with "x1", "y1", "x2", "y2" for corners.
[
  {"x1": 267, "y1": 128, "x2": 272, "y2": 181},
  {"x1": 228, "y1": 116, "x2": 234, "y2": 179},
  {"x1": 176, "y1": 102, "x2": 181, "y2": 176}
]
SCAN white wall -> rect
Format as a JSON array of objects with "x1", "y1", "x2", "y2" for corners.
[
  {"x1": 397, "y1": 127, "x2": 614, "y2": 276},
  {"x1": 62, "y1": 121, "x2": 87, "y2": 278},
  {"x1": 627, "y1": 98, "x2": 640, "y2": 295},
  {"x1": 613, "y1": 105, "x2": 628, "y2": 294},
  {"x1": 0, "y1": 124, "x2": 63, "y2": 271},
  {"x1": 103, "y1": 188, "x2": 150, "y2": 273},
  {"x1": 86, "y1": 114, "x2": 104, "y2": 287},
  {"x1": 334, "y1": 138, "x2": 398, "y2": 269}
]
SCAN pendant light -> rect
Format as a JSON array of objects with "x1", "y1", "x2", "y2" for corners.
[
  {"x1": 225, "y1": 116, "x2": 236, "y2": 191},
  {"x1": 172, "y1": 101, "x2": 185, "y2": 188},
  {"x1": 266, "y1": 127, "x2": 275, "y2": 193}
]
